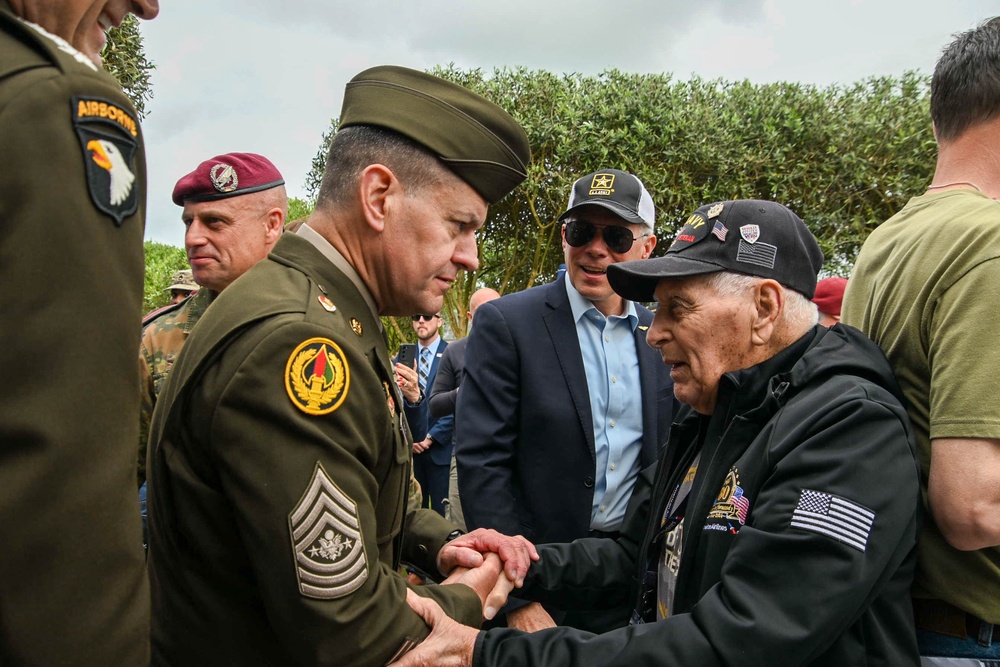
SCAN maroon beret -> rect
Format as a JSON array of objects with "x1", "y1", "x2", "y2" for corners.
[
  {"x1": 172, "y1": 152, "x2": 284, "y2": 206},
  {"x1": 811, "y1": 276, "x2": 848, "y2": 316}
]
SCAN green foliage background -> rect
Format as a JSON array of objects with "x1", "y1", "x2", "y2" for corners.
[
  {"x1": 143, "y1": 241, "x2": 188, "y2": 314},
  {"x1": 102, "y1": 15, "x2": 154, "y2": 118},
  {"x1": 304, "y1": 66, "x2": 935, "y2": 340}
]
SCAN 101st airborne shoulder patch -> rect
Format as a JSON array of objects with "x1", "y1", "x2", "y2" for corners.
[
  {"x1": 73, "y1": 96, "x2": 140, "y2": 226},
  {"x1": 285, "y1": 337, "x2": 350, "y2": 415},
  {"x1": 289, "y1": 463, "x2": 368, "y2": 600}
]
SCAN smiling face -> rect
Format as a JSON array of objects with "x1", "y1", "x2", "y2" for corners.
[
  {"x1": 15, "y1": 0, "x2": 160, "y2": 65},
  {"x1": 183, "y1": 192, "x2": 281, "y2": 293},
  {"x1": 646, "y1": 275, "x2": 762, "y2": 415},
  {"x1": 377, "y1": 167, "x2": 487, "y2": 316},
  {"x1": 562, "y1": 205, "x2": 656, "y2": 316}
]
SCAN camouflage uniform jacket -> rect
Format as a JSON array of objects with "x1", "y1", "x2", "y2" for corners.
[{"x1": 138, "y1": 288, "x2": 213, "y2": 487}]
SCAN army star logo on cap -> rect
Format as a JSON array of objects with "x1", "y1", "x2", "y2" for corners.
[
  {"x1": 350, "y1": 318, "x2": 363, "y2": 336},
  {"x1": 73, "y1": 97, "x2": 139, "y2": 226},
  {"x1": 285, "y1": 338, "x2": 350, "y2": 415},
  {"x1": 210, "y1": 163, "x2": 238, "y2": 193},
  {"x1": 289, "y1": 463, "x2": 368, "y2": 600},
  {"x1": 589, "y1": 173, "x2": 615, "y2": 195}
]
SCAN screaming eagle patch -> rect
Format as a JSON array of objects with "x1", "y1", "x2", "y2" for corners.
[
  {"x1": 73, "y1": 97, "x2": 139, "y2": 226},
  {"x1": 289, "y1": 463, "x2": 368, "y2": 599},
  {"x1": 285, "y1": 337, "x2": 350, "y2": 415}
]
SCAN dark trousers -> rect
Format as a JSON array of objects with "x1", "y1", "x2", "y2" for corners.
[{"x1": 413, "y1": 452, "x2": 449, "y2": 516}]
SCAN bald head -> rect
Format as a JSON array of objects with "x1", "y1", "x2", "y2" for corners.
[{"x1": 468, "y1": 288, "x2": 501, "y2": 322}]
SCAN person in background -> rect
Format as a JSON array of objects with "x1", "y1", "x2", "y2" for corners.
[
  {"x1": 0, "y1": 0, "x2": 160, "y2": 663},
  {"x1": 429, "y1": 287, "x2": 502, "y2": 529},
  {"x1": 166, "y1": 268, "x2": 199, "y2": 305},
  {"x1": 811, "y1": 276, "x2": 846, "y2": 327},
  {"x1": 843, "y1": 17, "x2": 1000, "y2": 664},
  {"x1": 457, "y1": 169, "x2": 675, "y2": 633}
]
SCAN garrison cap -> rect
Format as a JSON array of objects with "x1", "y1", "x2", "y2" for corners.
[
  {"x1": 608, "y1": 199, "x2": 824, "y2": 302},
  {"x1": 339, "y1": 65, "x2": 531, "y2": 204},
  {"x1": 164, "y1": 269, "x2": 198, "y2": 292},
  {"x1": 172, "y1": 152, "x2": 285, "y2": 206}
]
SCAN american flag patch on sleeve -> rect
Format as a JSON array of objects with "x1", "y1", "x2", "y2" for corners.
[{"x1": 790, "y1": 489, "x2": 874, "y2": 552}]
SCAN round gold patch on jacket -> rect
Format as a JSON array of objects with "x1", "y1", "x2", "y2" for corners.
[{"x1": 285, "y1": 338, "x2": 350, "y2": 415}]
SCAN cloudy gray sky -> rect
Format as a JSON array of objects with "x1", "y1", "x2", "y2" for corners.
[{"x1": 139, "y1": 0, "x2": 995, "y2": 246}]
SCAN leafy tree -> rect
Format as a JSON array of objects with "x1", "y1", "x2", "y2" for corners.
[
  {"x1": 287, "y1": 197, "x2": 314, "y2": 224},
  {"x1": 102, "y1": 15, "x2": 154, "y2": 118},
  {"x1": 143, "y1": 241, "x2": 187, "y2": 315},
  {"x1": 305, "y1": 67, "x2": 934, "y2": 339}
]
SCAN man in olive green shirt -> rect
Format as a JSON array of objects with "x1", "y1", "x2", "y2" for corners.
[
  {"x1": 0, "y1": 0, "x2": 159, "y2": 664},
  {"x1": 843, "y1": 16, "x2": 1000, "y2": 662}
]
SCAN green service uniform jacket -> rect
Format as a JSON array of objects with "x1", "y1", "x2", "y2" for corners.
[
  {"x1": 147, "y1": 231, "x2": 480, "y2": 666},
  {"x1": 0, "y1": 4, "x2": 149, "y2": 665}
]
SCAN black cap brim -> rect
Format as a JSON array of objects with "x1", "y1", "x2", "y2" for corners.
[
  {"x1": 607, "y1": 255, "x2": 728, "y2": 302},
  {"x1": 558, "y1": 200, "x2": 647, "y2": 227}
]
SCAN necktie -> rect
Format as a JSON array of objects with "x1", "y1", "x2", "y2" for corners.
[{"x1": 419, "y1": 347, "x2": 431, "y2": 392}]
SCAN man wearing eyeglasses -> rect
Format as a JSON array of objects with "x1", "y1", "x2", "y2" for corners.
[
  {"x1": 457, "y1": 169, "x2": 676, "y2": 633},
  {"x1": 401, "y1": 312, "x2": 453, "y2": 516}
]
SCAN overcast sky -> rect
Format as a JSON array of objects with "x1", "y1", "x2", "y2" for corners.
[{"x1": 139, "y1": 0, "x2": 995, "y2": 246}]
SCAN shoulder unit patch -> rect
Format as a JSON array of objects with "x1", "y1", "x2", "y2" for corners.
[
  {"x1": 285, "y1": 337, "x2": 350, "y2": 415},
  {"x1": 73, "y1": 96, "x2": 139, "y2": 226},
  {"x1": 289, "y1": 463, "x2": 368, "y2": 599}
]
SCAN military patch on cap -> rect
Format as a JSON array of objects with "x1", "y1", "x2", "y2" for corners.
[
  {"x1": 289, "y1": 463, "x2": 368, "y2": 599},
  {"x1": 285, "y1": 338, "x2": 350, "y2": 415},
  {"x1": 588, "y1": 173, "x2": 615, "y2": 195},
  {"x1": 668, "y1": 213, "x2": 711, "y2": 252},
  {"x1": 707, "y1": 203, "x2": 724, "y2": 219},
  {"x1": 740, "y1": 224, "x2": 760, "y2": 244},
  {"x1": 210, "y1": 163, "x2": 238, "y2": 193},
  {"x1": 73, "y1": 96, "x2": 140, "y2": 226}
]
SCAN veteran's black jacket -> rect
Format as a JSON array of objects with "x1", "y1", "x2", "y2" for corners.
[{"x1": 476, "y1": 324, "x2": 921, "y2": 666}]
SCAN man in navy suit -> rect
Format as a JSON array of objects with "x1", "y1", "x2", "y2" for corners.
[
  {"x1": 402, "y1": 313, "x2": 453, "y2": 515},
  {"x1": 457, "y1": 169, "x2": 675, "y2": 632}
]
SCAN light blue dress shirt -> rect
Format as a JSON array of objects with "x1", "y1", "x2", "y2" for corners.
[{"x1": 565, "y1": 278, "x2": 644, "y2": 532}]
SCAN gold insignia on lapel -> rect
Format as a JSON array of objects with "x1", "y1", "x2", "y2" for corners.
[
  {"x1": 383, "y1": 381, "x2": 396, "y2": 418},
  {"x1": 350, "y1": 318, "x2": 363, "y2": 336},
  {"x1": 285, "y1": 338, "x2": 350, "y2": 415}
]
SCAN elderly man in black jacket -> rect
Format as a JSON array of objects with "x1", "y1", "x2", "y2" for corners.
[{"x1": 398, "y1": 200, "x2": 922, "y2": 667}]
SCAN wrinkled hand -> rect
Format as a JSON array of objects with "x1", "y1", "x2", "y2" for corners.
[
  {"x1": 393, "y1": 589, "x2": 477, "y2": 667},
  {"x1": 413, "y1": 437, "x2": 432, "y2": 454},
  {"x1": 437, "y1": 528, "x2": 539, "y2": 588},
  {"x1": 507, "y1": 601, "x2": 556, "y2": 633},
  {"x1": 396, "y1": 362, "x2": 421, "y2": 403},
  {"x1": 442, "y1": 554, "x2": 515, "y2": 620}
]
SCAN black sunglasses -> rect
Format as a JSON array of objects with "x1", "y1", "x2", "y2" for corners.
[
  {"x1": 411, "y1": 314, "x2": 440, "y2": 321},
  {"x1": 564, "y1": 220, "x2": 647, "y2": 254}
]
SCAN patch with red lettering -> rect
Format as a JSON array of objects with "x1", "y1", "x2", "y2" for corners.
[{"x1": 73, "y1": 96, "x2": 139, "y2": 226}]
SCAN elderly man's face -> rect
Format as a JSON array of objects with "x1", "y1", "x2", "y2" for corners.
[
  {"x1": 15, "y1": 0, "x2": 160, "y2": 66},
  {"x1": 646, "y1": 275, "x2": 758, "y2": 415},
  {"x1": 378, "y1": 168, "x2": 486, "y2": 316}
]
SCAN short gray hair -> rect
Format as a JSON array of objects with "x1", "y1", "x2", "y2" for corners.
[{"x1": 705, "y1": 272, "x2": 818, "y2": 330}]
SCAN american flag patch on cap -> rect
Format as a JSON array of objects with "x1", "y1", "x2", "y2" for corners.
[{"x1": 790, "y1": 489, "x2": 874, "y2": 552}]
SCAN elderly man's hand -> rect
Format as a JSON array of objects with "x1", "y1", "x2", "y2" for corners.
[
  {"x1": 393, "y1": 589, "x2": 477, "y2": 667},
  {"x1": 442, "y1": 554, "x2": 515, "y2": 620},
  {"x1": 506, "y1": 601, "x2": 556, "y2": 632},
  {"x1": 437, "y1": 528, "x2": 539, "y2": 587}
]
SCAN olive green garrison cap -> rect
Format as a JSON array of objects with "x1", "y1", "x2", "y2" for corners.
[{"x1": 340, "y1": 65, "x2": 531, "y2": 204}]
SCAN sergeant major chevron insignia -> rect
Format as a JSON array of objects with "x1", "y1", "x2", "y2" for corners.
[{"x1": 289, "y1": 463, "x2": 368, "y2": 600}]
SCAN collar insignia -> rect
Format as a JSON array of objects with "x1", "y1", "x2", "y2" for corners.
[{"x1": 350, "y1": 318, "x2": 363, "y2": 336}]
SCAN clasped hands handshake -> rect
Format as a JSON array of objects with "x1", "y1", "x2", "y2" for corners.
[{"x1": 394, "y1": 528, "x2": 554, "y2": 666}]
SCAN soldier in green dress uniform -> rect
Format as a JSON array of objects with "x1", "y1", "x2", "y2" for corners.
[
  {"x1": 147, "y1": 66, "x2": 536, "y2": 666},
  {"x1": 0, "y1": 0, "x2": 159, "y2": 664}
]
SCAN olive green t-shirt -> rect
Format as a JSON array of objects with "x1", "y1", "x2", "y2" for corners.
[{"x1": 842, "y1": 189, "x2": 1000, "y2": 623}]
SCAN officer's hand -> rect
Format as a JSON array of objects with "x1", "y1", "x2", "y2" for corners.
[
  {"x1": 436, "y1": 528, "x2": 539, "y2": 588},
  {"x1": 394, "y1": 589, "x2": 477, "y2": 666},
  {"x1": 442, "y1": 556, "x2": 515, "y2": 620},
  {"x1": 413, "y1": 437, "x2": 432, "y2": 454}
]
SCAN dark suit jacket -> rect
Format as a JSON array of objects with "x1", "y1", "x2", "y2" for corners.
[
  {"x1": 428, "y1": 336, "x2": 468, "y2": 429},
  {"x1": 457, "y1": 275, "x2": 675, "y2": 545},
  {"x1": 399, "y1": 339, "x2": 454, "y2": 466}
]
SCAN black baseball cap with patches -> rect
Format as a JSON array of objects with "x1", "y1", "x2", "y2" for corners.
[{"x1": 607, "y1": 199, "x2": 824, "y2": 302}]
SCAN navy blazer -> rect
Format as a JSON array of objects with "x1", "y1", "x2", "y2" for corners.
[
  {"x1": 457, "y1": 275, "x2": 675, "y2": 545},
  {"x1": 399, "y1": 339, "x2": 454, "y2": 466}
]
